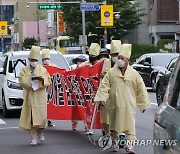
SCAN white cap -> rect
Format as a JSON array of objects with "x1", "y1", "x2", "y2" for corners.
[
  {"x1": 28, "y1": 46, "x2": 40, "y2": 60},
  {"x1": 118, "y1": 44, "x2": 132, "y2": 59},
  {"x1": 89, "y1": 43, "x2": 100, "y2": 56},
  {"x1": 110, "y1": 40, "x2": 122, "y2": 54},
  {"x1": 42, "y1": 49, "x2": 50, "y2": 59}
]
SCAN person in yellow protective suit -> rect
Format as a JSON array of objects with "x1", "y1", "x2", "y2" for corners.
[
  {"x1": 79, "y1": 43, "x2": 100, "y2": 67},
  {"x1": 79, "y1": 43, "x2": 100, "y2": 135},
  {"x1": 18, "y1": 46, "x2": 51, "y2": 146},
  {"x1": 41, "y1": 49, "x2": 57, "y2": 127},
  {"x1": 98, "y1": 40, "x2": 122, "y2": 137},
  {"x1": 94, "y1": 44, "x2": 151, "y2": 153}
]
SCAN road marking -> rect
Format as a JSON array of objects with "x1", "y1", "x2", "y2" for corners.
[
  {"x1": 151, "y1": 102, "x2": 158, "y2": 106},
  {"x1": 0, "y1": 119, "x2": 6, "y2": 124},
  {"x1": 0, "y1": 127, "x2": 18, "y2": 130}
]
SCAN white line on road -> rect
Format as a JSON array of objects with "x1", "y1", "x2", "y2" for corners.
[
  {"x1": 0, "y1": 127, "x2": 18, "y2": 130},
  {"x1": 0, "y1": 119, "x2": 6, "y2": 124},
  {"x1": 151, "y1": 102, "x2": 158, "y2": 106}
]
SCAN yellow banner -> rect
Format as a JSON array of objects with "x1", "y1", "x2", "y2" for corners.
[
  {"x1": 101, "y1": 5, "x2": 113, "y2": 27},
  {"x1": 57, "y1": 12, "x2": 64, "y2": 33},
  {"x1": 0, "y1": 21, "x2": 8, "y2": 36}
]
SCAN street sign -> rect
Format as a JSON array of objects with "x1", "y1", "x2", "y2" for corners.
[
  {"x1": 0, "y1": 21, "x2": 8, "y2": 36},
  {"x1": 80, "y1": 4, "x2": 100, "y2": 11},
  {"x1": 38, "y1": 4, "x2": 62, "y2": 10},
  {"x1": 101, "y1": 5, "x2": 113, "y2": 27}
]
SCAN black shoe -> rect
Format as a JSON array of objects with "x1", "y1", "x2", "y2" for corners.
[{"x1": 48, "y1": 121, "x2": 55, "y2": 127}]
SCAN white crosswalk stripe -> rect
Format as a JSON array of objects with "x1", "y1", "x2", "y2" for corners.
[{"x1": 0, "y1": 119, "x2": 6, "y2": 124}]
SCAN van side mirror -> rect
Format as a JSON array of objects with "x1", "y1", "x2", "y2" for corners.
[
  {"x1": 144, "y1": 62, "x2": 151, "y2": 66},
  {"x1": 0, "y1": 68, "x2": 5, "y2": 74}
]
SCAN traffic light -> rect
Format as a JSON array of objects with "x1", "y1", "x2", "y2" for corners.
[
  {"x1": 38, "y1": 4, "x2": 62, "y2": 10},
  {"x1": 0, "y1": 21, "x2": 8, "y2": 36}
]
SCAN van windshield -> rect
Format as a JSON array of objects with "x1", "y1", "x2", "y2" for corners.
[
  {"x1": 60, "y1": 39, "x2": 79, "y2": 47},
  {"x1": 9, "y1": 53, "x2": 69, "y2": 78}
]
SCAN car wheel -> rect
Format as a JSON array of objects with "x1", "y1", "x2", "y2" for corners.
[
  {"x1": 151, "y1": 75, "x2": 156, "y2": 91},
  {"x1": 2, "y1": 94, "x2": 9, "y2": 118},
  {"x1": 156, "y1": 85, "x2": 164, "y2": 106}
]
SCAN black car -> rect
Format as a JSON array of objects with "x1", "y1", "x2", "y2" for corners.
[
  {"x1": 132, "y1": 53, "x2": 179, "y2": 91},
  {"x1": 156, "y1": 56, "x2": 179, "y2": 105}
]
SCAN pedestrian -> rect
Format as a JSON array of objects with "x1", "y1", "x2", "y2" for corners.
[
  {"x1": 98, "y1": 40, "x2": 122, "y2": 137},
  {"x1": 94, "y1": 44, "x2": 151, "y2": 153},
  {"x1": 41, "y1": 48, "x2": 56, "y2": 127},
  {"x1": 79, "y1": 43, "x2": 100, "y2": 67},
  {"x1": 18, "y1": 46, "x2": 51, "y2": 146},
  {"x1": 79, "y1": 43, "x2": 100, "y2": 135},
  {"x1": 71, "y1": 55, "x2": 87, "y2": 131}
]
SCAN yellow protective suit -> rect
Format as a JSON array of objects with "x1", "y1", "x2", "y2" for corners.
[
  {"x1": 99, "y1": 59, "x2": 111, "y2": 124},
  {"x1": 18, "y1": 64, "x2": 51, "y2": 130},
  {"x1": 94, "y1": 64, "x2": 151, "y2": 140}
]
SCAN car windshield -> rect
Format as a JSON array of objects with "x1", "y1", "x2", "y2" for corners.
[
  {"x1": 9, "y1": 53, "x2": 69, "y2": 78},
  {"x1": 152, "y1": 55, "x2": 179, "y2": 66}
]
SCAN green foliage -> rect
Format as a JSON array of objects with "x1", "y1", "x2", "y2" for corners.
[
  {"x1": 23, "y1": 37, "x2": 38, "y2": 49},
  {"x1": 156, "y1": 39, "x2": 174, "y2": 52},
  {"x1": 45, "y1": 44, "x2": 54, "y2": 49},
  {"x1": 131, "y1": 44, "x2": 159, "y2": 62},
  {"x1": 61, "y1": 0, "x2": 145, "y2": 43}
]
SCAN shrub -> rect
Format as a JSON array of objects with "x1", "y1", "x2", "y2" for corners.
[
  {"x1": 23, "y1": 37, "x2": 38, "y2": 49},
  {"x1": 156, "y1": 39, "x2": 174, "y2": 52},
  {"x1": 131, "y1": 44, "x2": 159, "y2": 62}
]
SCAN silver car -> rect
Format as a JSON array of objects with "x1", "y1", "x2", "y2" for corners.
[{"x1": 154, "y1": 57, "x2": 180, "y2": 153}]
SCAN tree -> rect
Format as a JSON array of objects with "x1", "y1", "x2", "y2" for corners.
[
  {"x1": 23, "y1": 37, "x2": 38, "y2": 49},
  {"x1": 61, "y1": 0, "x2": 145, "y2": 44}
]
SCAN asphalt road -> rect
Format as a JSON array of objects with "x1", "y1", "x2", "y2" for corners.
[{"x1": 0, "y1": 90, "x2": 158, "y2": 154}]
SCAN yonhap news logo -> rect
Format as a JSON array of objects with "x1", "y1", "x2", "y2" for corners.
[{"x1": 118, "y1": 139, "x2": 177, "y2": 147}]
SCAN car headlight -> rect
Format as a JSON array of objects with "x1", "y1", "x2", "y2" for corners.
[{"x1": 7, "y1": 80, "x2": 23, "y2": 90}]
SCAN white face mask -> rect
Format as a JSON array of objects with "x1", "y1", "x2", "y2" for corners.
[
  {"x1": 43, "y1": 59, "x2": 50, "y2": 65},
  {"x1": 30, "y1": 61, "x2": 38, "y2": 68},
  {"x1": 116, "y1": 59, "x2": 126, "y2": 68},
  {"x1": 111, "y1": 57, "x2": 117, "y2": 63}
]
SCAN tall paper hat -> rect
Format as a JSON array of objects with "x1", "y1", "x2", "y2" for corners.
[
  {"x1": 28, "y1": 46, "x2": 40, "y2": 60},
  {"x1": 89, "y1": 43, "x2": 100, "y2": 56},
  {"x1": 110, "y1": 40, "x2": 122, "y2": 54},
  {"x1": 118, "y1": 44, "x2": 132, "y2": 59},
  {"x1": 42, "y1": 49, "x2": 50, "y2": 59}
]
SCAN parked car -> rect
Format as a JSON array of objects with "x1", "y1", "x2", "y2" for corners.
[
  {"x1": 156, "y1": 56, "x2": 179, "y2": 105},
  {"x1": 154, "y1": 56, "x2": 180, "y2": 154},
  {"x1": 0, "y1": 50, "x2": 70, "y2": 117},
  {"x1": 132, "y1": 53, "x2": 179, "y2": 91}
]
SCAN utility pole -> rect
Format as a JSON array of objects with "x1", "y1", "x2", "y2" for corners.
[
  {"x1": 36, "y1": 0, "x2": 40, "y2": 46},
  {"x1": 104, "y1": 0, "x2": 107, "y2": 48},
  {"x1": 82, "y1": 0, "x2": 86, "y2": 54}
]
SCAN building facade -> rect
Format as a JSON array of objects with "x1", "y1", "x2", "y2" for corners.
[{"x1": 148, "y1": 0, "x2": 179, "y2": 45}]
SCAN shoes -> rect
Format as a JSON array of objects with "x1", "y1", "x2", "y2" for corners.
[
  {"x1": 72, "y1": 124, "x2": 77, "y2": 131},
  {"x1": 112, "y1": 141, "x2": 119, "y2": 152},
  {"x1": 86, "y1": 130, "x2": 93, "y2": 135},
  {"x1": 48, "y1": 121, "x2": 55, "y2": 127},
  {"x1": 30, "y1": 139, "x2": 37, "y2": 146},
  {"x1": 39, "y1": 133, "x2": 45, "y2": 142},
  {"x1": 126, "y1": 145, "x2": 135, "y2": 154}
]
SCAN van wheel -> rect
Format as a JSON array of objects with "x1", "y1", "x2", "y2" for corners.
[{"x1": 2, "y1": 95, "x2": 9, "y2": 118}]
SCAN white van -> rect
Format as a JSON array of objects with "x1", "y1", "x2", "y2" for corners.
[{"x1": 0, "y1": 50, "x2": 70, "y2": 117}]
